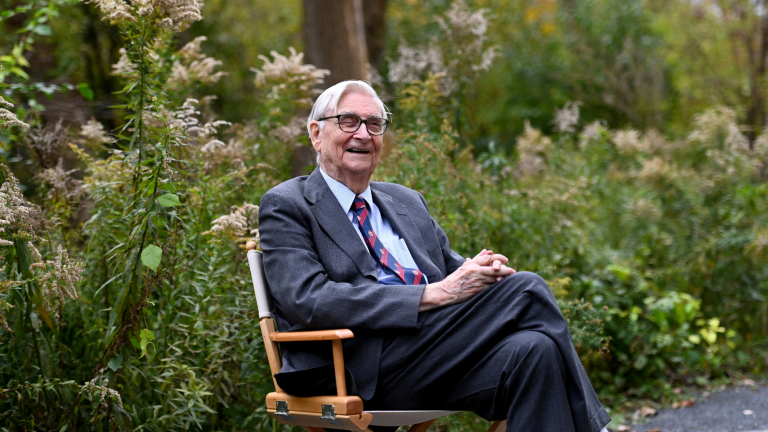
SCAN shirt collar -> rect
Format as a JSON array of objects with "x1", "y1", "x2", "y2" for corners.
[{"x1": 319, "y1": 167, "x2": 373, "y2": 212}]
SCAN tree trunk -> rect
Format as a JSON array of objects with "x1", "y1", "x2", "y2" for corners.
[
  {"x1": 746, "y1": 12, "x2": 768, "y2": 147},
  {"x1": 362, "y1": 0, "x2": 388, "y2": 68},
  {"x1": 304, "y1": 0, "x2": 369, "y2": 87}
]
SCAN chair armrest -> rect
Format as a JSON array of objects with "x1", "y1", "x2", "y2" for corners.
[
  {"x1": 270, "y1": 329, "x2": 354, "y2": 342},
  {"x1": 269, "y1": 329, "x2": 353, "y2": 396}
]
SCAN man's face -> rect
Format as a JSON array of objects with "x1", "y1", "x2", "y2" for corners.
[{"x1": 310, "y1": 92, "x2": 384, "y2": 190}]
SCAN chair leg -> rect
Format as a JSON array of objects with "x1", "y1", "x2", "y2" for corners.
[
  {"x1": 486, "y1": 420, "x2": 506, "y2": 432},
  {"x1": 407, "y1": 419, "x2": 435, "y2": 432}
]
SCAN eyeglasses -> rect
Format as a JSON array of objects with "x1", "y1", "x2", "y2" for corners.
[{"x1": 317, "y1": 114, "x2": 390, "y2": 136}]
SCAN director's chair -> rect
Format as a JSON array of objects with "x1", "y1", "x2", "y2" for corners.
[{"x1": 245, "y1": 242, "x2": 507, "y2": 432}]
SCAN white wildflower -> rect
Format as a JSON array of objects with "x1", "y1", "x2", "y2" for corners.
[
  {"x1": 112, "y1": 48, "x2": 138, "y2": 76},
  {"x1": 82, "y1": 0, "x2": 202, "y2": 31},
  {"x1": 388, "y1": 42, "x2": 446, "y2": 84},
  {"x1": 271, "y1": 116, "x2": 306, "y2": 144},
  {"x1": 36, "y1": 244, "x2": 84, "y2": 316},
  {"x1": 170, "y1": 98, "x2": 201, "y2": 133},
  {"x1": 193, "y1": 120, "x2": 231, "y2": 147},
  {"x1": 152, "y1": 0, "x2": 203, "y2": 31},
  {"x1": 80, "y1": 117, "x2": 111, "y2": 145},
  {"x1": 82, "y1": 0, "x2": 136, "y2": 24},
  {"x1": 169, "y1": 99, "x2": 232, "y2": 157},
  {"x1": 0, "y1": 164, "x2": 41, "y2": 237},
  {"x1": 200, "y1": 139, "x2": 226, "y2": 154},
  {"x1": 0, "y1": 109, "x2": 29, "y2": 130},
  {"x1": 35, "y1": 159, "x2": 88, "y2": 203},
  {"x1": 612, "y1": 129, "x2": 643, "y2": 155},
  {"x1": 688, "y1": 106, "x2": 750, "y2": 153},
  {"x1": 472, "y1": 46, "x2": 498, "y2": 72},
  {"x1": 81, "y1": 371, "x2": 124, "y2": 410},
  {"x1": 553, "y1": 101, "x2": 581, "y2": 133},
  {"x1": 138, "y1": 5, "x2": 153, "y2": 16},
  {"x1": 755, "y1": 130, "x2": 768, "y2": 157},
  {"x1": 168, "y1": 36, "x2": 227, "y2": 90},
  {"x1": 517, "y1": 120, "x2": 552, "y2": 155},
  {"x1": 636, "y1": 156, "x2": 676, "y2": 182},
  {"x1": 515, "y1": 120, "x2": 552, "y2": 178},
  {"x1": 177, "y1": 36, "x2": 207, "y2": 62},
  {"x1": 169, "y1": 61, "x2": 188, "y2": 86},
  {"x1": 0, "y1": 97, "x2": 29, "y2": 130},
  {"x1": 517, "y1": 154, "x2": 546, "y2": 177},
  {"x1": 435, "y1": 0, "x2": 497, "y2": 78},
  {"x1": 204, "y1": 203, "x2": 259, "y2": 244},
  {"x1": 579, "y1": 120, "x2": 607, "y2": 148},
  {"x1": 441, "y1": 0, "x2": 490, "y2": 40},
  {"x1": 28, "y1": 242, "x2": 42, "y2": 263},
  {"x1": 628, "y1": 198, "x2": 661, "y2": 220},
  {"x1": 388, "y1": 1, "x2": 497, "y2": 93},
  {"x1": 638, "y1": 129, "x2": 668, "y2": 154},
  {"x1": 251, "y1": 48, "x2": 330, "y2": 108}
]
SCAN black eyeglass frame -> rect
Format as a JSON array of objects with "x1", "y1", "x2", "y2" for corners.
[{"x1": 317, "y1": 114, "x2": 390, "y2": 136}]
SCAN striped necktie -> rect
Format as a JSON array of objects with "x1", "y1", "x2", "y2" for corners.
[{"x1": 352, "y1": 196, "x2": 424, "y2": 285}]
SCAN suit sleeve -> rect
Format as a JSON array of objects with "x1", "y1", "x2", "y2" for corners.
[{"x1": 259, "y1": 190, "x2": 426, "y2": 332}]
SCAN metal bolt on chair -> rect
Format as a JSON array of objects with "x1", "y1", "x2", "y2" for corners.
[{"x1": 245, "y1": 242, "x2": 507, "y2": 432}]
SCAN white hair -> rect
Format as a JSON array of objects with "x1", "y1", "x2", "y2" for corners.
[{"x1": 306, "y1": 80, "x2": 389, "y2": 135}]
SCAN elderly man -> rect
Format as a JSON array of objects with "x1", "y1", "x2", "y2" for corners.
[{"x1": 258, "y1": 80, "x2": 610, "y2": 432}]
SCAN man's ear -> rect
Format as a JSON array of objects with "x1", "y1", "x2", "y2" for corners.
[{"x1": 309, "y1": 121, "x2": 322, "y2": 152}]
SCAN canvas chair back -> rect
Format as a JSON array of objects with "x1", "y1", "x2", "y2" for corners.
[{"x1": 247, "y1": 249, "x2": 274, "y2": 319}]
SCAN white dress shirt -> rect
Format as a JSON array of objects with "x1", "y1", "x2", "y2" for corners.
[{"x1": 319, "y1": 168, "x2": 427, "y2": 285}]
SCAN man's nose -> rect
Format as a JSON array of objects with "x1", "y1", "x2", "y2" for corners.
[{"x1": 352, "y1": 122, "x2": 372, "y2": 140}]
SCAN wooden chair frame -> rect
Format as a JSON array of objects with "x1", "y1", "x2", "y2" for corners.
[{"x1": 246, "y1": 242, "x2": 506, "y2": 432}]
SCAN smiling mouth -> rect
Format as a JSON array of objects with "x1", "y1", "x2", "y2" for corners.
[{"x1": 347, "y1": 149, "x2": 370, "y2": 154}]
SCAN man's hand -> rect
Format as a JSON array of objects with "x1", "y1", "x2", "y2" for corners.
[{"x1": 419, "y1": 249, "x2": 516, "y2": 311}]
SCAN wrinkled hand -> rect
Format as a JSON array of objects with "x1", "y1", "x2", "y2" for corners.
[{"x1": 419, "y1": 249, "x2": 516, "y2": 311}]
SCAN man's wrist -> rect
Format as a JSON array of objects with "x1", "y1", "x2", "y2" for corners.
[{"x1": 418, "y1": 281, "x2": 457, "y2": 312}]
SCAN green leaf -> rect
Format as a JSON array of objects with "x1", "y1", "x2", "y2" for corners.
[
  {"x1": 10, "y1": 67, "x2": 28, "y2": 79},
  {"x1": 32, "y1": 24, "x2": 51, "y2": 36},
  {"x1": 107, "y1": 354, "x2": 123, "y2": 372},
  {"x1": 141, "y1": 244, "x2": 162, "y2": 272},
  {"x1": 129, "y1": 335, "x2": 140, "y2": 349},
  {"x1": 77, "y1": 83, "x2": 94, "y2": 101},
  {"x1": 139, "y1": 329, "x2": 155, "y2": 362},
  {"x1": 633, "y1": 355, "x2": 648, "y2": 370},
  {"x1": 156, "y1": 193, "x2": 181, "y2": 207},
  {"x1": 607, "y1": 264, "x2": 631, "y2": 282},
  {"x1": 30, "y1": 312, "x2": 40, "y2": 331}
]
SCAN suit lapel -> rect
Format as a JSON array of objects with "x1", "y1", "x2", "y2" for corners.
[
  {"x1": 372, "y1": 186, "x2": 438, "y2": 282},
  {"x1": 304, "y1": 170, "x2": 378, "y2": 279}
]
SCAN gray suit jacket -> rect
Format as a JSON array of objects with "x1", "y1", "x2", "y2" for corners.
[{"x1": 258, "y1": 168, "x2": 465, "y2": 400}]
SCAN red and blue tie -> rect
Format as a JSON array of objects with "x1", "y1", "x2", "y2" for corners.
[{"x1": 352, "y1": 196, "x2": 424, "y2": 285}]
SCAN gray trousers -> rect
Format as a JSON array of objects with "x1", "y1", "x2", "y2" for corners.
[{"x1": 279, "y1": 272, "x2": 611, "y2": 432}]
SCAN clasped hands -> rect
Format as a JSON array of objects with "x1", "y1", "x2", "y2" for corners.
[{"x1": 419, "y1": 249, "x2": 516, "y2": 311}]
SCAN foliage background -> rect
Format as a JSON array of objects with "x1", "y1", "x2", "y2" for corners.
[{"x1": 1, "y1": 0, "x2": 767, "y2": 431}]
